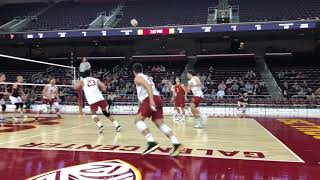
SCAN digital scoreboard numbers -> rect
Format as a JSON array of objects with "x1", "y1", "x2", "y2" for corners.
[{"x1": 21, "y1": 20, "x2": 318, "y2": 39}]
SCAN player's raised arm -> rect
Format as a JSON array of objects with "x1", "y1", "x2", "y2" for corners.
[
  {"x1": 98, "y1": 80, "x2": 107, "y2": 92},
  {"x1": 74, "y1": 80, "x2": 83, "y2": 90}
]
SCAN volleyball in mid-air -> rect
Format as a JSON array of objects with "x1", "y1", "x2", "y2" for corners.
[{"x1": 130, "y1": 19, "x2": 138, "y2": 27}]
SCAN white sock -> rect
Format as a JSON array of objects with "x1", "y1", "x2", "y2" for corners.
[
  {"x1": 170, "y1": 136, "x2": 179, "y2": 144},
  {"x1": 96, "y1": 121, "x2": 102, "y2": 127},
  {"x1": 112, "y1": 121, "x2": 119, "y2": 127},
  {"x1": 145, "y1": 133, "x2": 155, "y2": 142}
]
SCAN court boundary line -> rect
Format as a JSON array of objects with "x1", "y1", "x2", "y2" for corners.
[
  {"x1": 0, "y1": 146, "x2": 304, "y2": 163},
  {"x1": 0, "y1": 121, "x2": 92, "y2": 146},
  {"x1": 255, "y1": 120, "x2": 305, "y2": 163}
]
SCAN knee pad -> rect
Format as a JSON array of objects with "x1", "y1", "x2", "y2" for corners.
[
  {"x1": 159, "y1": 124, "x2": 172, "y2": 134},
  {"x1": 135, "y1": 120, "x2": 147, "y2": 133},
  {"x1": 1, "y1": 104, "x2": 6, "y2": 112},
  {"x1": 102, "y1": 110, "x2": 110, "y2": 117},
  {"x1": 15, "y1": 103, "x2": 20, "y2": 110},
  {"x1": 52, "y1": 102, "x2": 60, "y2": 110},
  {"x1": 40, "y1": 104, "x2": 48, "y2": 112}
]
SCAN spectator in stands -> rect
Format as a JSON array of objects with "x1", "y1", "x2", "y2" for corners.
[
  {"x1": 253, "y1": 83, "x2": 261, "y2": 95},
  {"x1": 296, "y1": 72, "x2": 304, "y2": 79},
  {"x1": 283, "y1": 81, "x2": 289, "y2": 90},
  {"x1": 302, "y1": 80, "x2": 308, "y2": 89},
  {"x1": 231, "y1": 82, "x2": 239, "y2": 92},
  {"x1": 244, "y1": 81, "x2": 253, "y2": 93},
  {"x1": 292, "y1": 82, "x2": 300, "y2": 91},
  {"x1": 218, "y1": 81, "x2": 226, "y2": 91},
  {"x1": 217, "y1": 89, "x2": 225, "y2": 99},
  {"x1": 246, "y1": 70, "x2": 256, "y2": 79},
  {"x1": 151, "y1": 66, "x2": 156, "y2": 72},
  {"x1": 298, "y1": 88, "x2": 306, "y2": 96},
  {"x1": 232, "y1": 77, "x2": 238, "y2": 83},
  {"x1": 79, "y1": 57, "x2": 91, "y2": 78},
  {"x1": 226, "y1": 77, "x2": 233, "y2": 85},
  {"x1": 278, "y1": 70, "x2": 285, "y2": 79},
  {"x1": 162, "y1": 83, "x2": 170, "y2": 97},
  {"x1": 155, "y1": 66, "x2": 161, "y2": 73},
  {"x1": 160, "y1": 65, "x2": 166, "y2": 72},
  {"x1": 209, "y1": 66, "x2": 214, "y2": 73},
  {"x1": 201, "y1": 74, "x2": 207, "y2": 82},
  {"x1": 315, "y1": 87, "x2": 320, "y2": 96}
]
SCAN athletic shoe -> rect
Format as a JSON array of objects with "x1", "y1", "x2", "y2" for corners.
[
  {"x1": 201, "y1": 115, "x2": 208, "y2": 126},
  {"x1": 170, "y1": 144, "x2": 183, "y2": 156},
  {"x1": 98, "y1": 126, "x2": 104, "y2": 134},
  {"x1": 142, "y1": 142, "x2": 159, "y2": 155},
  {"x1": 193, "y1": 123, "x2": 203, "y2": 129},
  {"x1": 57, "y1": 114, "x2": 62, "y2": 119},
  {"x1": 115, "y1": 125, "x2": 122, "y2": 132}
]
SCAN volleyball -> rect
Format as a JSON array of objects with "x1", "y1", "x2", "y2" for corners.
[{"x1": 130, "y1": 19, "x2": 138, "y2": 27}]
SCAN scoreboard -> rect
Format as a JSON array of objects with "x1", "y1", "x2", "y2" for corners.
[{"x1": 0, "y1": 20, "x2": 318, "y2": 40}]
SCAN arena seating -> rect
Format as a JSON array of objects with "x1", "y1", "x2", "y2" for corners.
[
  {"x1": 268, "y1": 56, "x2": 320, "y2": 100},
  {"x1": 231, "y1": 0, "x2": 320, "y2": 22},
  {"x1": 116, "y1": 0, "x2": 215, "y2": 27},
  {"x1": 0, "y1": 3, "x2": 47, "y2": 26},
  {"x1": 24, "y1": 1, "x2": 116, "y2": 31}
]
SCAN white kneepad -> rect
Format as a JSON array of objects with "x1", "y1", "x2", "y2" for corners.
[
  {"x1": 135, "y1": 121, "x2": 147, "y2": 132},
  {"x1": 159, "y1": 124, "x2": 171, "y2": 134}
]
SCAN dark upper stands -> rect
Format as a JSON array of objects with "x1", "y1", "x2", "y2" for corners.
[
  {"x1": 0, "y1": 3, "x2": 47, "y2": 26},
  {"x1": 116, "y1": 0, "x2": 214, "y2": 27},
  {"x1": 231, "y1": 0, "x2": 320, "y2": 22},
  {"x1": 1, "y1": 0, "x2": 319, "y2": 30},
  {"x1": 24, "y1": 1, "x2": 116, "y2": 31}
]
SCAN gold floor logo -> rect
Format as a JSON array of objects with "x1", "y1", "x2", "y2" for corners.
[{"x1": 26, "y1": 159, "x2": 142, "y2": 180}]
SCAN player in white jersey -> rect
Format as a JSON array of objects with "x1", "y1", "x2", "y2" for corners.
[
  {"x1": 187, "y1": 69, "x2": 207, "y2": 129},
  {"x1": 35, "y1": 78, "x2": 61, "y2": 120},
  {"x1": 74, "y1": 70, "x2": 121, "y2": 133},
  {"x1": 0, "y1": 73, "x2": 8, "y2": 121},
  {"x1": 133, "y1": 63, "x2": 182, "y2": 156}
]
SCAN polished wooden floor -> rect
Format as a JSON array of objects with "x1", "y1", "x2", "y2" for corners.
[
  {"x1": 0, "y1": 115, "x2": 301, "y2": 162},
  {"x1": 0, "y1": 114, "x2": 319, "y2": 179}
]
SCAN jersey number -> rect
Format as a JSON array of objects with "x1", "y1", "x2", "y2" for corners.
[{"x1": 87, "y1": 80, "x2": 96, "y2": 87}]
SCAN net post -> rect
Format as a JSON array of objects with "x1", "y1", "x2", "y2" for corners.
[{"x1": 78, "y1": 89, "x2": 83, "y2": 115}]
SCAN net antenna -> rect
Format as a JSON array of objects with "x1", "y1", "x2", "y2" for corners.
[{"x1": 0, "y1": 53, "x2": 77, "y2": 86}]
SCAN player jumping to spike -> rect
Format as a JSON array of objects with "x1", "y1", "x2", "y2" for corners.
[
  {"x1": 186, "y1": 69, "x2": 207, "y2": 129},
  {"x1": 75, "y1": 70, "x2": 121, "y2": 133},
  {"x1": 133, "y1": 63, "x2": 182, "y2": 156}
]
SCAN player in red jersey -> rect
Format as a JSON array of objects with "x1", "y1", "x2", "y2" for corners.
[
  {"x1": 171, "y1": 77, "x2": 187, "y2": 121},
  {"x1": 35, "y1": 78, "x2": 61, "y2": 120},
  {"x1": 133, "y1": 63, "x2": 182, "y2": 156}
]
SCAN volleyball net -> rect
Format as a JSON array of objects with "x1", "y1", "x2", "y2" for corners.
[{"x1": 0, "y1": 53, "x2": 82, "y2": 115}]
